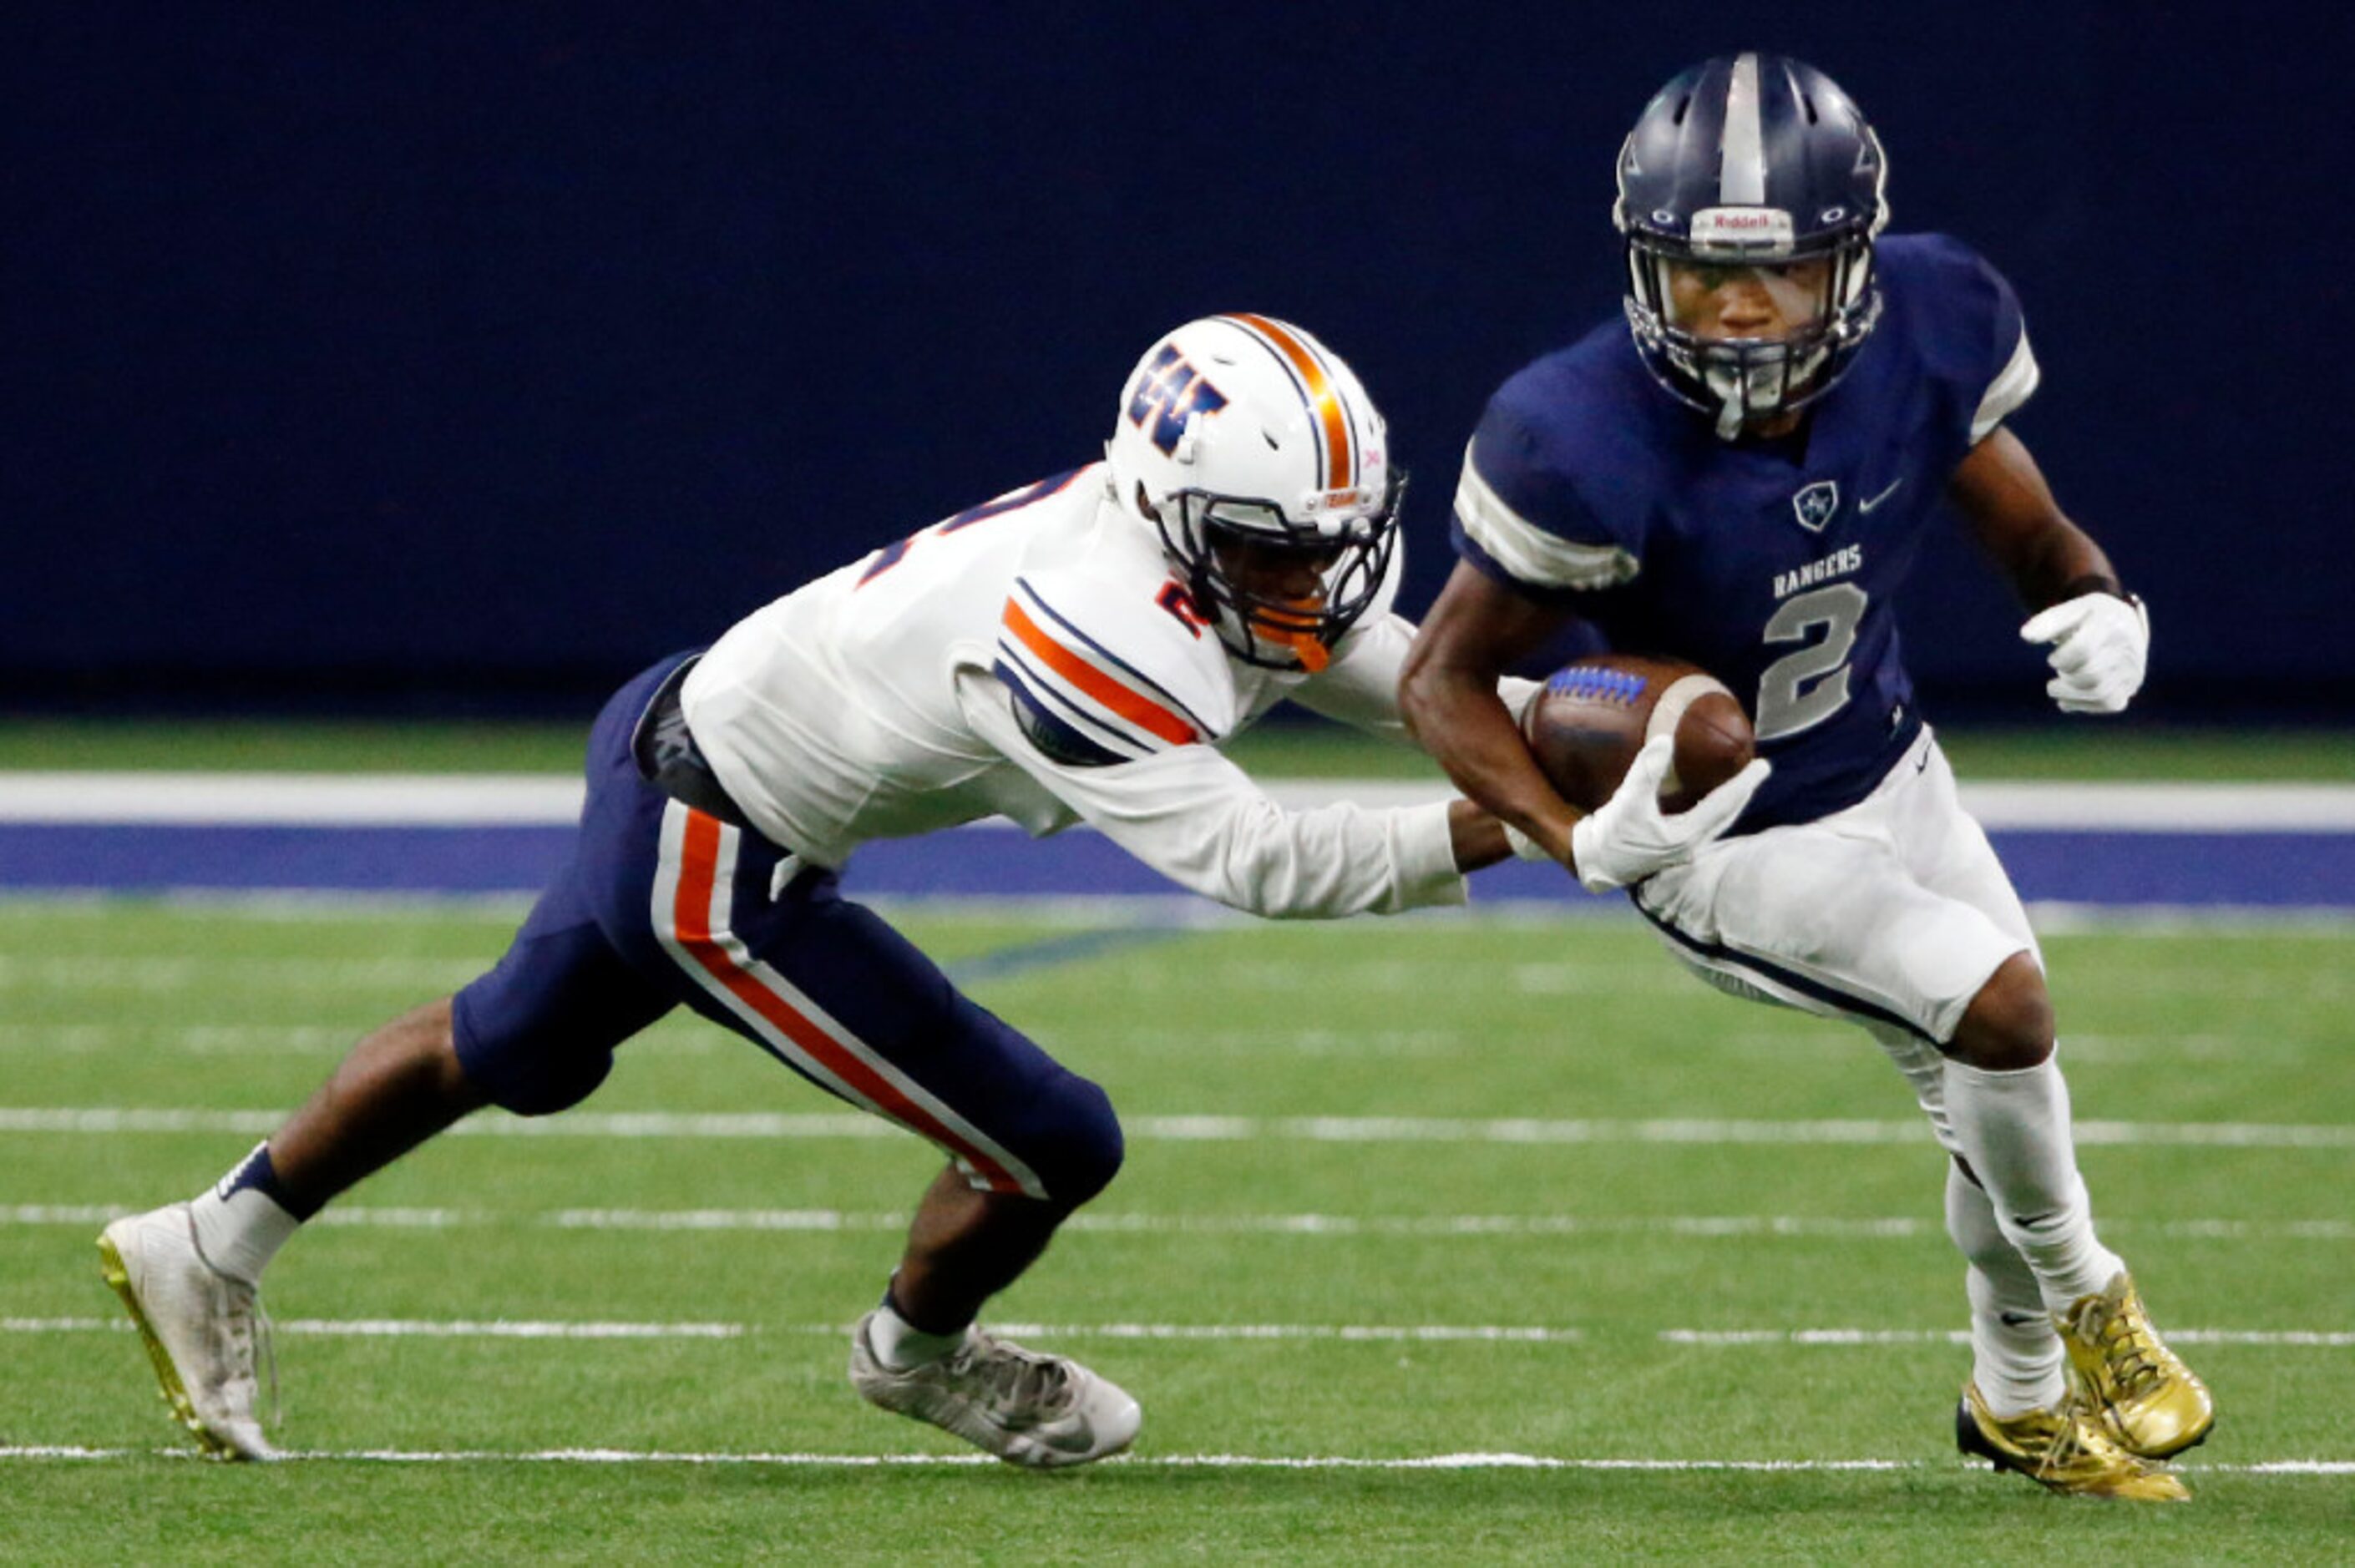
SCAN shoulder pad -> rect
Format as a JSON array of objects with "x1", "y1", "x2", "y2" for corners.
[
  {"x1": 1452, "y1": 355, "x2": 1647, "y2": 594},
  {"x1": 994, "y1": 567, "x2": 1238, "y2": 766},
  {"x1": 1877, "y1": 234, "x2": 2035, "y2": 443}
]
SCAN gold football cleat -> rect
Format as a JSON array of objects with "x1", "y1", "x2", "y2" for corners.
[
  {"x1": 1956, "y1": 1382, "x2": 2190, "y2": 1501},
  {"x1": 2058, "y1": 1272, "x2": 2215, "y2": 1459}
]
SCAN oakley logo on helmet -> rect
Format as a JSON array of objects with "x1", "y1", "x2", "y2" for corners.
[{"x1": 1125, "y1": 346, "x2": 1229, "y2": 459}]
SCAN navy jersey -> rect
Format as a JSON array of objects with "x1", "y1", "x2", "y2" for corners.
[{"x1": 1451, "y1": 233, "x2": 2040, "y2": 830}]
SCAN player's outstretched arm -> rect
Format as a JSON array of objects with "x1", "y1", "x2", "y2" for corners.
[
  {"x1": 958, "y1": 666, "x2": 1478, "y2": 919},
  {"x1": 1288, "y1": 612, "x2": 1544, "y2": 744},
  {"x1": 1952, "y1": 428, "x2": 2150, "y2": 715},
  {"x1": 1445, "y1": 799, "x2": 1515, "y2": 872},
  {"x1": 1399, "y1": 561, "x2": 1584, "y2": 863}
]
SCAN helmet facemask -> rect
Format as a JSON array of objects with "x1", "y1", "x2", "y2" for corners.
[
  {"x1": 1144, "y1": 473, "x2": 1402, "y2": 672},
  {"x1": 1622, "y1": 224, "x2": 1881, "y2": 439}
]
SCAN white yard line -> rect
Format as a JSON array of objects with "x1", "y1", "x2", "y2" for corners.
[
  {"x1": 6, "y1": 889, "x2": 2353, "y2": 933},
  {"x1": 9, "y1": 1204, "x2": 2351, "y2": 1241},
  {"x1": 0, "y1": 1444, "x2": 2344, "y2": 1473},
  {"x1": 6, "y1": 1317, "x2": 743, "y2": 1339},
  {"x1": 8, "y1": 1316, "x2": 1571, "y2": 1344},
  {"x1": 6, "y1": 773, "x2": 2354, "y2": 831},
  {"x1": 0, "y1": 956, "x2": 486, "y2": 991},
  {"x1": 1, "y1": 1204, "x2": 465, "y2": 1229},
  {"x1": 9, "y1": 1316, "x2": 2347, "y2": 1348},
  {"x1": 992, "y1": 1323, "x2": 1588, "y2": 1343},
  {"x1": 0, "y1": 1024, "x2": 367, "y2": 1056},
  {"x1": 0, "y1": 1021, "x2": 2332, "y2": 1066},
  {"x1": 0, "y1": 774, "x2": 587, "y2": 825},
  {"x1": 7, "y1": 1106, "x2": 2351, "y2": 1148},
  {"x1": 1663, "y1": 1328, "x2": 2355, "y2": 1348}
]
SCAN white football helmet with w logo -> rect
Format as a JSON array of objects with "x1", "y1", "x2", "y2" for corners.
[{"x1": 1103, "y1": 315, "x2": 1401, "y2": 670}]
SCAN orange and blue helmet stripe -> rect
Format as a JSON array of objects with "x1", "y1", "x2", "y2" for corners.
[{"x1": 1218, "y1": 312, "x2": 1362, "y2": 497}]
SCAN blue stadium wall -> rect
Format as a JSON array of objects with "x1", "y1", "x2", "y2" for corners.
[{"x1": 5, "y1": 5, "x2": 2351, "y2": 719}]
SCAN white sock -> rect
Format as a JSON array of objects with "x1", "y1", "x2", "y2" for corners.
[
  {"x1": 1946, "y1": 1161, "x2": 2065, "y2": 1416},
  {"x1": 1942, "y1": 1055, "x2": 2125, "y2": 1313},
  {"x1": 869, "y1": 1297, "x2": 971, "y2": 1371},
  {"x1": 185, "y1": 1144, "x2": 301, "y2": 1286}
]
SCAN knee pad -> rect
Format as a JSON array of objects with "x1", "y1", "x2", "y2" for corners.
[
  {"x1": 450, "y1": 981, "x2": 620, "y2": 1117},
  {"x1": 1026, "y1": 1072, "x2": 1125, "y2": 1207}
]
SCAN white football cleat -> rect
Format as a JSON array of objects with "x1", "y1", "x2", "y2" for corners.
[
  {"x1": 97, "y1": 1203, "x2": 277, "y2": 1460},
  {"x1": 848, "y1": 1311, "x2": 1140, "y2": 1468}
]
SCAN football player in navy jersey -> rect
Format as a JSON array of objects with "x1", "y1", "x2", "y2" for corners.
[{"x1": 1400, "y1": 53, "x2": 2211, "y2": 1500}]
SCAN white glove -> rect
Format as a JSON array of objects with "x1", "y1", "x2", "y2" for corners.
[
  {"x1": 2019, "y1": 592, "x2": 2149, "y2": 715},
  {"x1": 1567, "y1": 736, "x2": 1770, "y2": 894}
]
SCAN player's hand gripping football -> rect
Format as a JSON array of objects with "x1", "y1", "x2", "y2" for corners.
[
  {"x1": 2019, "y1": 592, "x2": 2149, "y2": 715},
  {"x1": 1567, "y1": 736, "x2": 1770, "y2": 893}
]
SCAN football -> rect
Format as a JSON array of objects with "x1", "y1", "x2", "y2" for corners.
[{"x1": 1522, "y1": 653, "x2": 1755, "y2": 813}]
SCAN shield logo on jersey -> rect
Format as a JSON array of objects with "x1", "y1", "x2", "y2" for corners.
[{"x1": 1791, "y1": 480, "x2": 1840, "y2": 533}]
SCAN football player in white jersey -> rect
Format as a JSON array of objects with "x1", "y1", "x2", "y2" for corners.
[{"x1": 96, "y1": 314, "x2": 1765, "y2": 1467}]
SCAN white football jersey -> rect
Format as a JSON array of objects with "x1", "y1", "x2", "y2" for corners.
[{"x1": 681, "y1": 463, "x2": 1471, "y2": 918}]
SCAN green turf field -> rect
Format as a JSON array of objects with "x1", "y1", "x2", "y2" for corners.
[
  {"x1": 3, "y1": 716, "x2": 2351, "y2": 780},
  {"x1": 1, "y1": 898, "x2": 2348, "y2": 1562}
]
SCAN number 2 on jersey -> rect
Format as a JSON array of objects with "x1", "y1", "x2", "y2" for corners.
[
  {"x1": 1754, "y1": 582, "x2": 1866, "y2": 741},
  {"x1": 857, "y1": 470, "x2": 1081, "y2": 587}
]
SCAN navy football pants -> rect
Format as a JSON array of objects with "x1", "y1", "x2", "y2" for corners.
[{"x1": 451, "y1": 655, "x2": 1123, "y2": 1204}]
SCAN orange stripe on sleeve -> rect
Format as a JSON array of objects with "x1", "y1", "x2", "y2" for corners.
[{"x1": 1003, "y1": 599, "x2": 1199, "y2": 748}]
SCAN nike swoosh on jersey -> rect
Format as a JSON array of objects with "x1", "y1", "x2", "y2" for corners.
[{"x1": 1859, "y1": 478, "x2": 1906, "y2": 513}]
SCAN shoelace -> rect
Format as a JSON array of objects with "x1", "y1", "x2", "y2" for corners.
[
  {"x1": 2093, "y1": 1309, "x2": 2164, "y2": 1398},
  {"x1": 2029, "y1": 1408, "x2": 2114, "y2": 1483},
  {"x1": 952, "y1": 1333, "x2": 1074, "y2": 1418}
]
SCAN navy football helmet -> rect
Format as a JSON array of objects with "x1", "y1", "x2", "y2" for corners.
[{"x1": 1613, "y1": 53, "x2": 1888, "y2": 437}]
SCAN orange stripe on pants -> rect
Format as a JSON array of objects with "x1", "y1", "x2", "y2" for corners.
[{"x1": 668, "y1": 810, "x2": 1023, "y2": 1193}]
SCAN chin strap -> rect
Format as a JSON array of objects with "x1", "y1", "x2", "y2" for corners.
[
  {"x1": 1260, "y1": 624, "x2": 1331, "y2": 673},
  {"x1": 1262, "y1": 595, "x2": 1334, "y2": 672},
  {"x1": 1714, "y1": 396, "x2": 1747, "y2": 440}
]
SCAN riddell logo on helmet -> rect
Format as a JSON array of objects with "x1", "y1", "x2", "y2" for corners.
[
  {"x1": 1690, "y1": 207, "x2": 1795, "y2": 253},
  {"x1": 1304, "y1": 486, "x2": 1376, "y2": 514}
]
